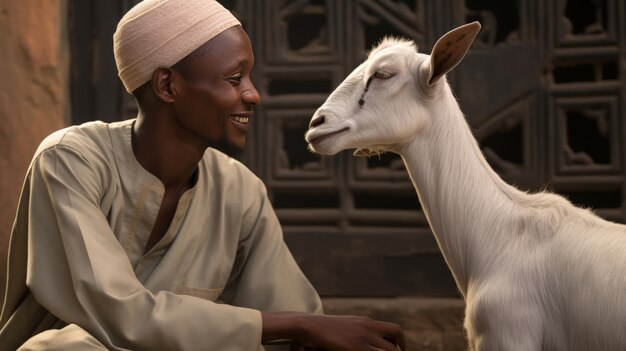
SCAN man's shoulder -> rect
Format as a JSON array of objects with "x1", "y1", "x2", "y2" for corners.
[
  {"x1": 202, "y1": 149, "x2": 254, "y2": 175},
  {"x1": 34, "y1": 119, "x2": 132, "y2": 159},
  {"x1": 201, "y1": 149, "x2": 264, "y2": 189}
]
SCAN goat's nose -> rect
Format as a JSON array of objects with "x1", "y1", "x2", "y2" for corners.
[{"x1": 309, "y1": 115, "x2": 325, "y2": 129}]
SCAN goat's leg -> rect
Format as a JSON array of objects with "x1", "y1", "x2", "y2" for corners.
[
  {"x1": 469, "y1": 328, "x2": 543, "y2": 351},
  {"x1": 465, "y1": 287, "x2": 544, "y2": 351},
  {"x1": 466, "y1": 315, "x2": 543, "y2": 351}
]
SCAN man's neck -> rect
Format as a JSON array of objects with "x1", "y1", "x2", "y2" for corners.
[{"x1": 132, "y1": 113, "x2": 203, "y2": 190}]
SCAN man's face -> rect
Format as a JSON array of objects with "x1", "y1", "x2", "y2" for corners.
[{"x1": 171, "y1": 26, "x2": 260, "y2": 153}]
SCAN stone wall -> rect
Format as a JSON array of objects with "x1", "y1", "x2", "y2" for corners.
[{"x1": 0, "y1": 0, "x2": 69, "y2": 297}]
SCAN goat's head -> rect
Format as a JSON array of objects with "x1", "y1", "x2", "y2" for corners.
[{"x1": 305, "y1": 22, "x2": 481, "y2": 156}]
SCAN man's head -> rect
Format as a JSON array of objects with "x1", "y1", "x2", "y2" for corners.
[
  {"x1": 114, "y1": 0, "x2": 241, "y2": 94},
  {"x1": 114, "y1": 0, "x2": 260, "y2": 153}
]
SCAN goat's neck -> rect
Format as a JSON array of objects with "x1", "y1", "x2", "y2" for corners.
[{"x1": 398, "y1": 84, "x2": 516, "y2": 296}]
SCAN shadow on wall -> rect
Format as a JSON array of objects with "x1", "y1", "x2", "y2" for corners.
[{"x1": 0, "y1": 0, "x2": 70, "y2": 300}]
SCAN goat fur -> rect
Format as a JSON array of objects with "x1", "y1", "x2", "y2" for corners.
[{"x1": 305, "y1": 22, "x2": 626, "y2": 351}]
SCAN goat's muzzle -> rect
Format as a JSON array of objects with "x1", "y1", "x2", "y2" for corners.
[{"x1": 309, "y1": 115, "x2": 325, "y2": 129}]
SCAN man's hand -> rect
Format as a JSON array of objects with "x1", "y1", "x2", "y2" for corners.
[{"x1": 262, "y1": 312, "x2": 405, "y2": 351}]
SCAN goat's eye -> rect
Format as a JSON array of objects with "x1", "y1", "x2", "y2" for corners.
[{"x1": 373, "y1": 71, "x2": 394, "y2": 80}]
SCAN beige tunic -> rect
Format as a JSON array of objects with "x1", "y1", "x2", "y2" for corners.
[{"x1": 0, "y1": 119, "x2": 322, "y2": 350}]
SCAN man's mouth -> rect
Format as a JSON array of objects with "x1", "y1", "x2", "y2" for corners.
[
  {"x1": 230, "y1": 114, "x2": 251, "y2": 134},
  {"x1": 230, "y1": 115, "x2": 249, "y2": 124}
]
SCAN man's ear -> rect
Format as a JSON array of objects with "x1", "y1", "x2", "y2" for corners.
[
  {"x1": 425, "y1": 21, "x2": 481, "y2": 86},
  {"x1": 151, "y1": 67, "x2": 177, "y2": 103}
]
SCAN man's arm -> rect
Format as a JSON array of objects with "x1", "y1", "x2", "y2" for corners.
[
  {"x1": 23, "y1": 146, "x2": 264, "y2": 350},
  {"x1": 216, "y1": 175, "x2": 404, "y2": 350}
]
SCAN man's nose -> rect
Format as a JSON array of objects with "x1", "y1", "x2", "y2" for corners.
[{"x1": 242, "y1": 82, "x2": 261, "y2": 106}]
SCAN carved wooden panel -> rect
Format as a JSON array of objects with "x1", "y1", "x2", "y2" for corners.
[{"x1": 70, "y1": 0, "x2": 626, "y2": 297}]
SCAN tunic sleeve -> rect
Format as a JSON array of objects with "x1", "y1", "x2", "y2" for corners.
[
  {"x1": 219, "y1": 177, "x2": 323, "y2": 343},
  {"x1": 26, "y1": 146, "x2": 263, "y2": 350}
]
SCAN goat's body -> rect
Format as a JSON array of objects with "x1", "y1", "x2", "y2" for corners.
[
  {"x1": 463, "y1": 214, "x2": 626, "y2": 350},
  {"x1": 541, "y1": 218, "x2": 626, "y2": 350},
  {"x1": 306, "y1": 26, "x2": 626, "y2": 350},
  {"x1": 400, "y1": 83, "x2": 626, "y2": 350}
]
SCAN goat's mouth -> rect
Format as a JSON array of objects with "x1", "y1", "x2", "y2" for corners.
[{"x1": 306, "y1": 127, "x2": 349, "y2": 147}]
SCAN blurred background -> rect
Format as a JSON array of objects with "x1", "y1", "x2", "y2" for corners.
[{"x1": 1, "y1": 0, "x2": 625, "y2": 349}]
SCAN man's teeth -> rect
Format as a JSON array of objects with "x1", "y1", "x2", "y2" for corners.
[{"x1": 231, "y1": 116, "x2": 249, "y2": 123}]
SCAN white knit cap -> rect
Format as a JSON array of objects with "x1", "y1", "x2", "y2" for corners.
[{"x1": 114, "y1": 0, "x2": 241, "y2": 93}]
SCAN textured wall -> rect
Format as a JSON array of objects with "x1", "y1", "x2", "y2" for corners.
[{"x1": 0, "y1": 0, "x2": 69, "y2": 297}]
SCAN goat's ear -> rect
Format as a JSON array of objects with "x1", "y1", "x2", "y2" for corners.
[{"x1": 425, "y1": 21, "x2": 481, "y2": 86}]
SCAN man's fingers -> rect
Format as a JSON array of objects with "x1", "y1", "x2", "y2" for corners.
[
  {"x1": 368, "y1": 336, "x2": 401, "y2": 351},
  {"x1": 395, "y1": 334, "x2": 405, "y2": 351},
  {"x1": 383, "y1": 334, "x2": 405, "y2": 351},
  {"x1": 369, "y1": 320, "x2": 405, "y2": 351}
]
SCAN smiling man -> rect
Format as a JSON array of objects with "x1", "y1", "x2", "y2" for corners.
[{"x1": 0, "y1": 1, "x2": 404, "y2": 350}]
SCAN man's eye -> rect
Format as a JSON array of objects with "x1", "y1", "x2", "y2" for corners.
[
  {"x1": 373, "y1": 71, "x2": 394, "y2": 80},
  {"x1": 228, "y1": 74, "x2": 242, "y2": 84}
]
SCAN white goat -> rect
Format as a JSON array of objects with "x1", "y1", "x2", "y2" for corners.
[{"x1": 305, "y1": 22, "x2": 626, "y2": 351}]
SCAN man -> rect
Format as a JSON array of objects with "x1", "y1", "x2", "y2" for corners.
[{"x1": 0, "y1": 0, "x2": 405, "y2": 350}]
